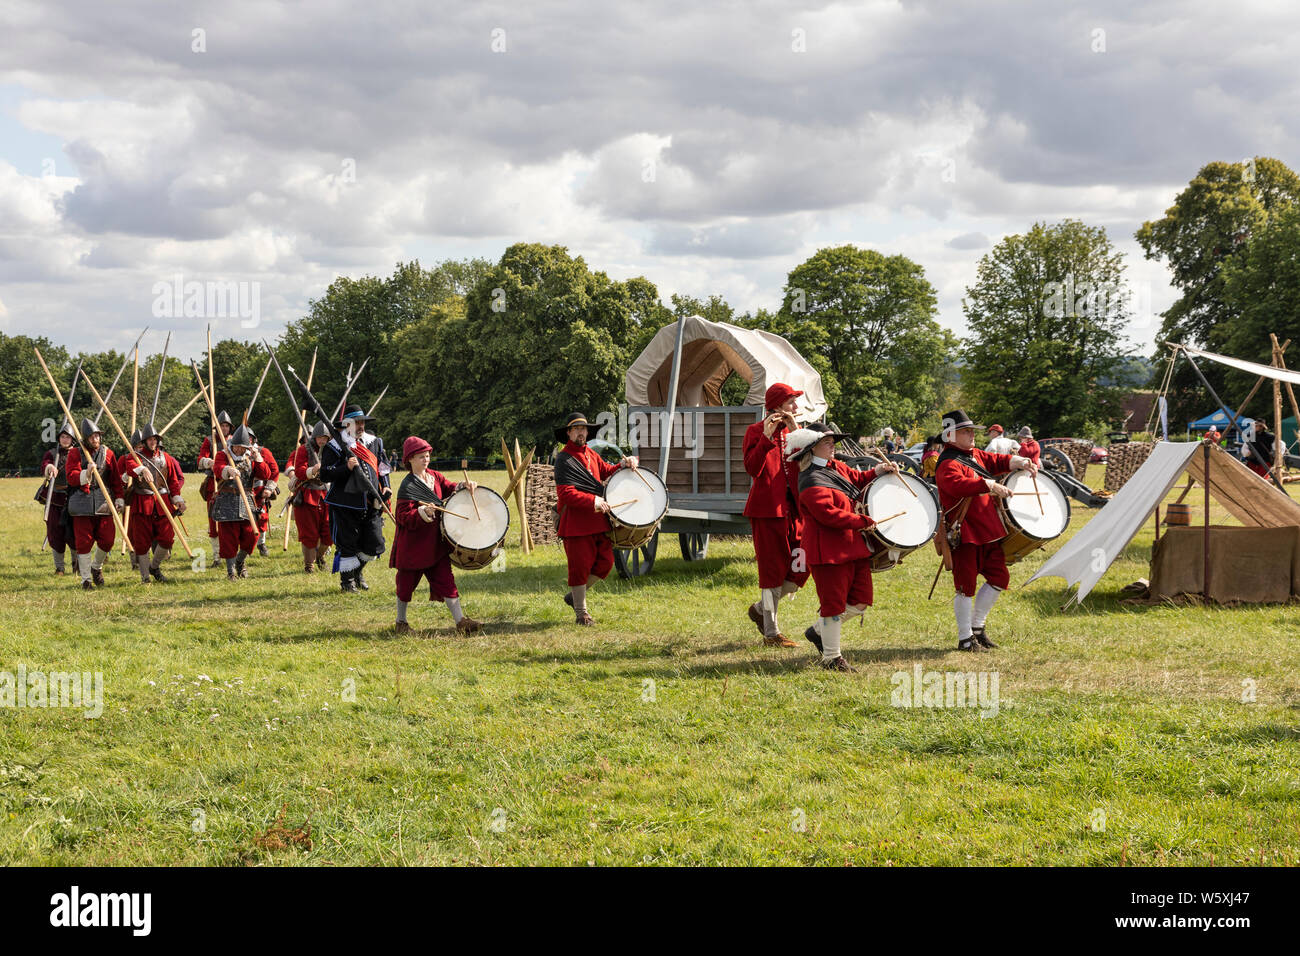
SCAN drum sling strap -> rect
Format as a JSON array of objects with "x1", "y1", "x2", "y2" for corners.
[
  {"x1": 553, "y1": 450, "x2": 604, "y2": 520},
  {"x1": 396, "y1": 471, "x2": 442, "y2": 506}
]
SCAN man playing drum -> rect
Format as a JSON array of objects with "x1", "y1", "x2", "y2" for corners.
[
  {"x1": 553, "y1": 412, "x2": 639, "y2": 626},
  {"x1": 389, "y1": 437, "x2": 482, "y2": 635},
  {"x1": 934, "y1": 410, "x2": 1038, "y2": 652},
  {"x1": 741, "y1": 382, "x2": 810, "y2": 648},
  {"x1": 786, "y1": 423, "x2": 901, "y2": 673}
]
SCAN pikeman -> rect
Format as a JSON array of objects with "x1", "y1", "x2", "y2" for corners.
[
  {"x1": 285, "y1": 421, "x2": 333, "y2": 572},
  {"x1": 934, "y1": 409, "x2": 1038, "y2": 652},
  {"x1": 320, "y1": 404, "x2": 389, "y2": 593},
  {"x1": 114, "y1": 423, "x2": 185, "y2": 583},
  {"x1": 741, "y1": 382, "x2": 809, "y2": 648},
  {"x1": 39, "y1": 422, "x2": 78, "y2": 575},
  {"x1": 211, "y1": 424, "x2": 271, "y2": 579},
  {"x1": 125, "y1": 428, "x2": 144, "y2": 571},
  {"x1": 65, "y1": 418, "x2": 124, "y2": 590},
  {"x1": 553, "y1": 412, "x2": 638, "y2": 626},
  {"x1": 197, "y1": 411, "x2": 233, "y2": 562},
  {"x1": 246, "y1": 427, "x2": 280, "y2": 556},
  {"x1": 389, "y1": 436, "x2": 483, "y2": 635},
  {"x1": 785, "y1": 423, "x2": 900, "y2": 673}
]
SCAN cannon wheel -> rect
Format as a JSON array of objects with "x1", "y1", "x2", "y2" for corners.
[
  {"x1": 1041, "y1": 445, "x2": 1075, "y2": 478},
  {"x1": 679, "y1": 532, "x2": 710, "y2": 561},
  {"x1": 614, "y1": 531, "x2": 658, "y2": 578},
  {"x1": 888, "y1": 452, "x2": 920, "y2": 476}
]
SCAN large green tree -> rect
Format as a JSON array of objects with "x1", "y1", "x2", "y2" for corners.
[
  {"x1": 1136, "y1": 157, "x2": 1300, "y2": 421},
  {"x1": 962, "y1": 220, "x2": 1131, "y2": 437},
  {"x1": 775, "y1": 245, "x2": 951, "y2": 438}
]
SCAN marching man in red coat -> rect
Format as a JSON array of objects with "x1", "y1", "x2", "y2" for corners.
[
  {"x1": 65, "y1": 417, "x2": 124, "y2": 590},
  {"x1": 786, "y1": 423, "x2": 900, "y2": 672},
  {"x1": 211, "y1": 424, "x2": 272, "y2": 579},
  {"x1": 553, "y1": 412, "x2": 639, "y2": 626},
  {"x1": 741, "y1": 382, "x2": 810, "y2": 648},
  {"x1": 197, "y1": 411, "x2": 233, "y2": 563},
  {"x1": 934, "y1": 409, "x2": 1038, "y2": 652},
  {"x1": 247, "y1": 429, "x2": 279, "y2": 556},
  {"x1": 389, "y1": 436, "x2": 483, "y2": 635},
  {"x1": 114, "y1": 423, "x2": 185, "y2": 583},
  {"x1": 39, "y1": 422, "x2": 77, "y2": 576},
  {"x1": 285, "y1": 422, "x2": 333, "y2": 572}
]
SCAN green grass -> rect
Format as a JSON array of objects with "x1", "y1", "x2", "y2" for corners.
[{"x1": 0, "y1": 465, "x2": 1297, "y2": 865}]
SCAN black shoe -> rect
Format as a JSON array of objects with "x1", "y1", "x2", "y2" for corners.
[
  {"x1": 316, "y1": 553, "x2": 327, "y2": 570},
  {"x1": 355, "y1": 570, "x2": 369, "y2": 591},
  {"x1": 235, "y1": 554, "x2": 248, "y2": 579},
  {"x1": 340, "y1": 571, "x2": 358, "y2": 593},
  {"x1": 91, "y1": 567, "x2": 104, "y2": 587},
  {"x1": 972, "y1": 626, "x2": 998, "y2": 649},
  {"x1": 821, "y1": 656, "x2": 856, "y2": 673},
  {"x1": 149, "y1": 566, "x2": 168, "y2": 583},
  {"x1": 82, "y1": 579, "x2": 95, "y2": 591},
  {"x1": 564, "y1": 592, "x2": 574, "y2": 608},
  {"x1": 804, "y1": 625, "x2": 823, "y2": 653},
  {"x1": 258, "y1": 542, "x2": 269, "y2": 557},
  {"x1": 958, "y1": 638, "x2": 985, "y2": 653}
]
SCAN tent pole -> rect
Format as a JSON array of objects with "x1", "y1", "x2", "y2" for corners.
[
  {"x1": 1180, "y1": 347, "x2": 1282, "y2": 488},
  {"x1": 1203, "y1": 442, "x2": 1211, "y2": 602},
  {"x1": 658, "y1": 314, "x2": 686, "y2": 483}
]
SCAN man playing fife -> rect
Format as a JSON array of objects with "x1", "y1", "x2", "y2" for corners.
[
  {"x1": 934, "y1": 409, "x2": 1038, "y2": 652},
  {"x1": 741, "y1": 383, "x2": 809, "y2": 647}
]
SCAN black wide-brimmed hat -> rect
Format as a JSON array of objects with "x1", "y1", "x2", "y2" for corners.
[
  {"x1": 940, "y1": 409, "x2": 984, "y2": 442},
  {"x1": 340, "y1": 403, "x2": 373, "y2": 425},
  {"x1": 555, "y1": 412, "x2": 593, "y2": 443}
]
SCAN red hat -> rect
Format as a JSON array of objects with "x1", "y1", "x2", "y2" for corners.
[
  {"x1": 988, "y1": 424, "x2": 1004, "y2": 435},
  {"x1": 764, "y1": 382, "x2": 804, "y2": 411},
  {"x1": 402, "y1": 436, "x2": 432, "y2": 463}
]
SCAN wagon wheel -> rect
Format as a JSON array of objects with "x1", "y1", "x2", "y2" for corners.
[
  {"x1": 679, "y1": 532, "x2": 710, "y2": 561},
  {"x1": 888, "y1": 452, "x2": 920, "y2": 476},
  {"x1": 614, "y1": 531, "x2": 658, "y2": 579},
  {"x1": 1041, "y1": 445, "x2": 1075, "y2": 478}
]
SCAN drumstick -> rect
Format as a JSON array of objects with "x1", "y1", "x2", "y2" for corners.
[
  {"x1": 426, "y1": 503, "x2": 469, "y2": 520},
  {"x1": 461, "y1": 459, "x2": 480, "y2": 519},
  {"x1": 1031, "y1": 472, "x2": 1044, "y2": 515},
  {"x1": 891, "y1": 471, "x2": 917, "y2": 498},
  {"x1": 1011, "y1": 491, "x2": 1047, "y2": 496},
  {"x1": 872, "y1": 509, "x2": 907, "y2": 524},
  {"x1": 631, "y1": 465, "x2": 654, "y2": 492},
  {"x1": 607, "y1": 499, "x2": 639, "y2": 509}
]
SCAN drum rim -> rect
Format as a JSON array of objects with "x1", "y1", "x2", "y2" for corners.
[
  {"x1": 997, "y1": 471, "x2": 1071, "y2": 541},
  {"x1": 866, "y1": 474, "x2": 940, "y2": 549}
]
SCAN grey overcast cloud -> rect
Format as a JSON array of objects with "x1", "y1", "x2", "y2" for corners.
[{"x1": 1, "y1": 0, "x2": 1296, "y2": 358}]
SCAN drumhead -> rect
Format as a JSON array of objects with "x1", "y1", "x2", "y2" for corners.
[
  {"x1": 604, "y1": 467, "x2": 668, "y2": 528},
  {"x1": 443, "y1": 487, "x2": 510, "y2": 549},
  {"x1": 866, "y1": 472, "x2": 938, "y2": 548},
  {"x1": 1003, "y1": 471, "x2": 1070, "y2": 540}
]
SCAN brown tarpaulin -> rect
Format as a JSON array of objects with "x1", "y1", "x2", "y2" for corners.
[{"x1": 1147, "y1": 526, "x2": 1300, "y2": 604}]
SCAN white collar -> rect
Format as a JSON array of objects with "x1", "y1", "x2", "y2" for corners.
[{"x1": 812, "y1": 455, "x2": 829, "y2": 467}]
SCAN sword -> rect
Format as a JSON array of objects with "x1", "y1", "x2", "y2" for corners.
[
  {"x1": 93, "y1": 326, "x2": 149, "y2": 426},
  {"x1": 149, "y1": 331, "x2": 171, "y2": 427}
]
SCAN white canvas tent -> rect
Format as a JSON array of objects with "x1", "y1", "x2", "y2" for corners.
[
  {"x1": 625, "y1": 316, "x2": 828, "y2": 423},
  {"x1": 1028, "y1": 441, "x2": 1300, "y2": 604}
]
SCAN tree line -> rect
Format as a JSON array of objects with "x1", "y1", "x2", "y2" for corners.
[{"x1": 2, "y1": 155, "x2": 1295, "y2": 471}]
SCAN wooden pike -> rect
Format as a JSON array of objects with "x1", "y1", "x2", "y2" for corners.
[
  {"x1": 515, "y1": 438, "x2": 532, "y2": 552},
  {"x1": 158, "y1": 390, "x2": 203, "y2": 436},
  {"x1": 32, "y1": 347, "x2": 130, "y2": 546},
  {"x1": 79, "y1": 367, "x2": 194, "y2": 558},
  {"x1": 130, "y1": 345, "x2": 139, "y2": 436},
  {"x1": 284, "y1": 347, "x2": 318, "y2": 550}
]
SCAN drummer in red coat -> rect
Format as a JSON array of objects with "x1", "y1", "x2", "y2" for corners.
[
  {"x1": 741, "y1": 382, "x2": 810, "y2": 648},
  {"x1": 389, "y1": 436, "x2": 482, "y2": 636},
  {"x1": 553, "y1": 412, "x2": 639, "y2": 626},
  {"x1": 934, "y1": 409, "x2": 1038, "y2": 652},
  {"x1": 785, "y1": 423, "x2": 900, "y2": 673}
]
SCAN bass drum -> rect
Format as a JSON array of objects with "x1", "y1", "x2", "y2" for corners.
[
  {"x1": 441, "y1": 486, "x2": 510, "y2": 570},
  {"x1": 865, "y1": 471, "x2": 939, "y2": 571},
  {"x1": 998, "y1": 470, "x2": 1071, "y2": 564},
  {"x1": 604, "y1": 467, "x2": 669, "y2": 551}
]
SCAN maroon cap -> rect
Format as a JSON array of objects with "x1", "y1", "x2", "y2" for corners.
[
  {"x1": 765, "y1": 382, "x2": 804, "y2": 411},
  {"x1": 402, "y1": 436, "x2": 432, "y2": 463}
]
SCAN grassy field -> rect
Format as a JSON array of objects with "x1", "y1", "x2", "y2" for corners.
[{"x1": 0, "y1": 463, "x2": 1297, "y2": 866}]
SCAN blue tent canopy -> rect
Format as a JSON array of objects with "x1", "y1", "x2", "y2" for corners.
[{"x1": 1188, "y1": 409, "x2": 1253, "y2": 431}]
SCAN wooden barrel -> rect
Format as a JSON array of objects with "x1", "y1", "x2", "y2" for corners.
[{"x1": 1165, "y1": 503, "x2": 1191, "y2": 526}]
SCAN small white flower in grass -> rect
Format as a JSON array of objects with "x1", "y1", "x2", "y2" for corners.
[{"x1": 148, "y1": 681, "x2": 156, "y2": 687}]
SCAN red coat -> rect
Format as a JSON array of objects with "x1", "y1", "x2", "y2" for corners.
[
  {"x1": 934, "y1": 446, "x2": 1014, "y2": 545},
  {"x1": 66, "y1": 445, "x2": 122, "y2": 499},
  {"x1": 197, "y1": 436, "x2": 216, "y2": 469},
  {"x1": 1018, "y1": 438, "x2": 1041, "y2": 466},
  {"x1": 287, "y1": 443, "x2": 328, "y2": 507},
  {"x1": 742, "y1": 420, "x2": 801, "y2": 519},
  {"x1": 797, "y1": 459, "x2": 879, "y2": 565},
  {"x1": 389, "y1": 470, "x2": 459, "y2": 570},
  {"x1": 252, "y1": 446, "x2": 279, "y2": 496},
  {"x1": 212, "y1": 450, "x2": 272, "y2": 487},
  {"x1": 115, "y1": 448, "x2": 184, "y2": 515},
  {"x1": 555, "y1": 442, "x2": 620, "y2": 537}
]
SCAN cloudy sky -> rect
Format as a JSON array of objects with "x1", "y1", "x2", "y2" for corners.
[{"x1": 1, "y1": 0, "x2": 1296, "y2": 360}]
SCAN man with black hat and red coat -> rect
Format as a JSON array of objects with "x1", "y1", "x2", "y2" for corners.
[
  {"x1": 197, "y1": 411, "x2": 233, "y2": 563},
  {"x1": 553, "y1": 412, "x2": 639, "y2": 626},
  {"x1": 389, "y1": 435, "x2": 483, "y2": 635},
  {"x1": 212, "y1": 424, "x2": 271, "y2": 579},
  {"x1": 65, "y1": 418, "x2": 124, "y2": 590},
  {"x1": 741, "y1": 382, "x2": 809, "y2": 648},
  {"x1": 113, "y1": 423, "x2": 186, "y2": 583},
  {"x1": 39, "y1": 422, "x2": 78, "y2": 575},
  {"x1": 934, "y1": 409, "x2": 1038, "y2": 652},
  {"x1": 285, "y1": 421, "x2": 333, "y2": 572},
  {"x1": 785, "y1": 423, "x2": 900, "y2": 672},
  {"x1": 320, "y1": 404, "x2": 390, "y2": 593}
]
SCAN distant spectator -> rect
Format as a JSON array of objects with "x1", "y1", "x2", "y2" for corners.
[
  {"x1": 1016, "y1": 426, "x2": 1040, "y2": 465},
  {"x1": 985, "y1": 424, "x2": 1019, "y2": 456},
  {"x1": 880, "y1": 427, "x2": 896, "y2": 454},
  {"x1": 1204, "y1": 425, "x2": 1220, "y2": 445},
  {"x1": 1246, "y1": 425, "x2": 1275, "y2": 479},
  {"x1": 921, "y1": 434, "x2": 942, "y2": 481}
]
